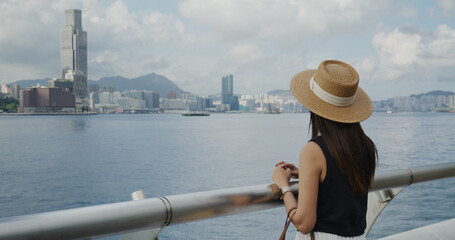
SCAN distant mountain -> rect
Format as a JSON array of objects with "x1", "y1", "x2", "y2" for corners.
[
  {"x1": 266, "y1": 89, "x2": 455, "y2": 101},
  {"x1": 8, "y1": 73, "x2": 184, "y2": 97},
  {"x1": 267, "y1": 89, "x2": 292, "y2": 97},
  {"x1": 9, "y1": 78, "x2": 52, "y2": 88},
  {"x1": 95, "y1": 73, "x2": 183, "y2": 96},
  {"x1": 410, "y1": 90, "x2": 455, "y2": 98}
]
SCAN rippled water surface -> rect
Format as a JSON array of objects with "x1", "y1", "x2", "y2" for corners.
[{"x1": 0, "y1": 112, "x2": 454, "y2": 239}]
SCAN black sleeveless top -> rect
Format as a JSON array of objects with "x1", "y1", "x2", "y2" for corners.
[{"x1": 310, "y1": 136, "x2": 367, "y2": 237}]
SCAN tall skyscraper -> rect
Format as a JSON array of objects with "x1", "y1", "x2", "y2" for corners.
[
  {"x1": 221, "y1": 74, "x2": 239, "y2": 111},
  {"x1": 61, "y1": 9, "x2": 87, "y2": 98},
  {"x1": 221, "y1": 74, "x2": 233, "y2": 104}
]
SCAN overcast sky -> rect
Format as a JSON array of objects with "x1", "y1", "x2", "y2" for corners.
[{"x1": 1, "y1": 0, "x2": 454, "y2": 100}]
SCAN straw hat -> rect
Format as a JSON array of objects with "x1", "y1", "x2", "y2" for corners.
[{"x1": 290, "y1": 60, "x2": 372, "y2": 123}]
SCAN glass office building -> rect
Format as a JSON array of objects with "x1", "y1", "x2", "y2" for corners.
[{"x1": 60, "y1": 9, "x2": 87, "y2": 98}]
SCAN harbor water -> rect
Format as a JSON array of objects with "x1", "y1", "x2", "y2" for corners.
[{"x1": 0, "y1": 112, "x2": 454, "y2": 239}]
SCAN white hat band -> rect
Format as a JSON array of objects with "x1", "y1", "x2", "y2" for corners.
[{"x1": 310, "y1": 75, "x2": 356, "y2": 107}]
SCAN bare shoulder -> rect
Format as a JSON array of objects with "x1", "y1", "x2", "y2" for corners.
[
  {"x1": 299, "y1": 141, "x2": 325, "y2": 169},
  {"x1": 300, "y1": 141, "x2": 323, "y2": 160}
]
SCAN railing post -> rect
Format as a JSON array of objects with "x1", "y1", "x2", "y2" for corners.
[
  {"x1": 122, "y1": 190, "x2": 162, "y2": 240},
  {"x1": 364, "y1": 187, "x2": 405, "y2": 236}
]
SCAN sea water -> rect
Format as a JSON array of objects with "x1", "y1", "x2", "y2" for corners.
[{"x1": 0, "y1": 112, "x2": 454, "y2": 239}]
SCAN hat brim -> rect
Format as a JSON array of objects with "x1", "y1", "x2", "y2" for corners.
[{"x1": 290, "y1": 69, "x2": 372, "y2": 123}]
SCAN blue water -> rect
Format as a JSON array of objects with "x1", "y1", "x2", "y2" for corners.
[{"x1": 0, "y1": 112, "x2": 454, "y2": 239}]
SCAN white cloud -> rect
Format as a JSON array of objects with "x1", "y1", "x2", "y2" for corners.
[
  {"x1": 0, "y1": 0, "x2": 453, "y2": 98},
  {"x1": 81, "y1": 1, "x2": 194, "y2": 80},
  {"x1": 0, "y1": 0, "x2": 191, "y2": 82},
  {"x1": 427, "y1": 25, "x2": 455, "y2": 60},
  {"x1": 399, "y1": 7, "x2": 418, "y2": 18},
  {"x1": 373, "y1": 25, "x2": 455, "y2": 67},
  {"x1": 178, "y1": 0, "x2": 384, "y2": 49},
  {"x1": 373, "y1": 29, "x2": 423, "y2": 66},
  {"x1": 436, "y1": 0, "x2": 455, "y2": 13},
  {"x1": 85, "y1": 1, "x2": 189, "y2": 48},
  {"x1": 358, "y1": 58, "x2": 375, "y2": 73},
  {"x1": 369, "y1": 25, "x2": 455, "y2": 82},
  {"x1": 227, "y1": 44, "x2": 264, "y2": 64},
  {"x1": 0, "y1": 0, "x2": 62, "y2": 81}
]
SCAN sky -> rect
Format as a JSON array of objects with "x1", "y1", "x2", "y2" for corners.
[{"x1": 0, "y1": 0, "x2": 455, "y2": 100}]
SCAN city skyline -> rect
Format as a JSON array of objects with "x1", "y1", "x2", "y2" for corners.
[
  {"x1": 4, "y1": 71, "x2": 455, "y2": 100},
  {"x1": 0, "y1": 1, "x2": 454, "y2": 101}
]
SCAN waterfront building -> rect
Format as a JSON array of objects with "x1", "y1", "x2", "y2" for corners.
[
  {"x1": 239, "y1": 98, "x2": 256, "y2": 112},
  {"x1": 204, "y1": 98, "x2": 213, "y2": 108},
  {"x1": 121, "y1": 90, "x2": 159, "y2": 110},
  {"x1": 64, "y1": 70, "x2": 87, "y2": 98},
  {"x1": 49, "y1": 78, "x2": 74, "y2": 93},
  {"x1": 124, "y1": 90, "x2": 144, "y2": 100},
  {"x1": 449, "y1": 95, "x2": 455, "y2": 110},
  {"x1": 95, "y1": 91, "x2": 121, "y2": 113},
  {"x1": 89, "y1": 92, "x2": 99, "y2": 111},
  {"x1": 191, "y1": 97, "x2": 204, "y2": 111},
  {"x1": 389, "y1": 94, "x2": 454, "y2": 112},
  {"x1": 98, "y1": 91, "x2": 121, "y2": 105},
  {"x1": 19, "y1": 87, "x2": 76, "y2": 112},
  {"x1": 12, "y1": 84, "x2": 20, "y2": 99},
  {"x1": 221, "y1": 74, "x2": 233, "y2": 104},
  {"x1": 160, "y1": 98, "x2": 187, "y2": 111},
  {"x1": 236, "y1": 93, "x2": 306, "y2": 113},
  {"x1": 153, "y1": 92, "x2": 160, "y2": 109},
  {"x1": 167, "y1": 91, "x2": 177, "y2": 99},
  {"x1": 179, "y1": 92, "x2": 191, "y2": 100},
  {"x1": 221, "y1": 74, "x2": 239, "y2": 111},
  {"x1": 161, "y1": 96, "x2": 208, "y2": 112},
  {"x1": 1, "y1": 84, "x2": 11, "y2": 96},
  {"x1": 117, "y1": 97, "x2": 146, "y2": 109},
  {"x1": 216, "y1": 104, "x2": 230, "y2": 112},
  {"x1": 61, "y1": 9, "x2": 87, "y2": 98},
  {"x1": 144, "y1": 91, "x2": 160, "y2": 109}
]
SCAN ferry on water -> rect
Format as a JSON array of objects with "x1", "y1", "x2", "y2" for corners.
[{"x1": 182, "y1": 112, "x2": 210, "y2": 116}]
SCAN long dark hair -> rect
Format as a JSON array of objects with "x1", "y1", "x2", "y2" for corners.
[{"x1": 310, "y1": 112, "x2": 377, "y2": 195}]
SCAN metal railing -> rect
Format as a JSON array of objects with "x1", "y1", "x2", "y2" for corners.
[{"x1": 0, "y1": 162, "x2": 455, "y2": 240}]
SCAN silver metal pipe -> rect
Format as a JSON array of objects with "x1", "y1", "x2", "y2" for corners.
[
  {"x1": 0, "y1": 162, "x2": 454, "y2": 240},
  {"x1": 0, "y1": 198, "x2": 168, "y2": 240},
  {"x1": 371, "y1": 162, "x2": 455, "y2": 191},
  {"x1": 0, "y1": 184, "x2": 281, "y2": 240}
]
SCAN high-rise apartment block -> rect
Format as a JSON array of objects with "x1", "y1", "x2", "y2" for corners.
[
  {"x1": 221, "y1": 74, "x2": 239, "y2": 111},
  {"x1": 12, "y1": 84, "x2": 20, "y2": 99},
  {"x1": 61, "y1": 9, "x2": 87, "y2": 98},
  {"x1": 221, "y1": 74, "x2": 233, "y2": 104}
]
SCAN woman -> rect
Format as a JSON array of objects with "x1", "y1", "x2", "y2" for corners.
[{"x1": 272, "y1": 60, "x2": 377, "y2": 240}]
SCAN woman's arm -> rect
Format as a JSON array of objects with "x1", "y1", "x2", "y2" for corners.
[{"x1": 273, "y1": 142, "x2": 325, "y2": 234}]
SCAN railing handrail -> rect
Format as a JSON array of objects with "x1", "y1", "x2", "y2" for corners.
[{"x1": 0, "y1": 162, "x2": 454, "y2": 240}]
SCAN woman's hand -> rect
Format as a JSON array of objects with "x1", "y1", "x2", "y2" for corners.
[
  {"x1": 275, "y1": 161, "x2": 299, "y2": 179},
  {"x1": 272, "y1": 166, "x2": 292, "y2": 189}
]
